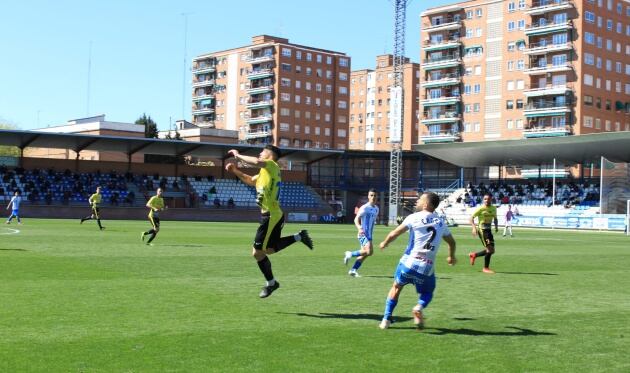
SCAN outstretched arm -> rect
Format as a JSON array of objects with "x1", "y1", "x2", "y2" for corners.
[
  {"x1": 443, "y1": 234, "x2": 457, "y2": 266},
  {"x1": 227, "y1": 149, "x2": 266, "y2": 168},
  {"x1": 379, "y1": 224, "x2": 409, "y2": 250},
  {"x1": 225, "y1": 163, "x2": 256, "y2": 187}
]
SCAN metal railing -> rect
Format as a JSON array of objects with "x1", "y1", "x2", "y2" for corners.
[
  {"x1": 422, "y1": 53, "x2": 460, "y2": 64},
  {"x1": 524, "y1": 100, "x2": 572, "y2": 110},
  {"x1": 423, "y1": 17, "x2": 461, "y2": 28},
  {"x1": 525, "y1": 18, "x2": 572, "y2": 30},
  {"x1": 423, "y1": 72, "x2": 461, "y2": 82},
  {"x1": 422, "y1": 36, "x2": 461, "y2": 47}
]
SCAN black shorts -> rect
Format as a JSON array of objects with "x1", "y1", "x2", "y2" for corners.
[
  {"x1": 477, "y1": 228, "x2": 495, "y2": 248},
  {"x1": 149, "y1": 215, "x2": 160, "y2": 229},
  {"x1": 91, "y1": 206, "x2": 100, "y2": 218},
  {"x1": 254, "y1": 213, "x2": 284, "y2": 250}
]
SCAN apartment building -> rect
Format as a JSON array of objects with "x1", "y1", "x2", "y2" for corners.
[
  {"x1": 191, "y1": 35, "x2": 351, "y2": 150},
  {"x1": 348, "y1": 55, "x2": 420, "y2": 151},
  {"x1": 419, "y1": 0, "x2": 630, "y2": 145}
]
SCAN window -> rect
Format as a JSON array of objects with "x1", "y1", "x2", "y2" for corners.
[
  {"x1": 295, "y1": 50, "x2": 302, "y2": 60},
  {"x1": 585, "y1": 11, "x2": 595, "y2": 23},
  {"x1": 339, "y1": 87, "x2": 348, "y2": 95},
  {"x1": 473, "y1": 103, "x2": 480, "y2": 112},
  {"x1": 339, "y1": 58, "x2": 349, "y2": 67},
  {"x1": 507, "y1": 80, "x2": 515, "y2": 91},
  {"x1": 324, "y1": 128, "x2": 331, "y2": 136},
  {"x1": 518, "y1": 0, "x2": 525, "y2": 9},
  {"x1": 306, "y1": 53, "x2": 312, "y2": 61},
  {"x1": 338, "y1": 129, "x2": 346, "y2": 137},
  {"x1": 281, "y1": 63, "x2": 291, "y2": 72},
  {"x1": 516, "y1": 80, "x2": 524, "y2": 90},
  {"x1": 466, "y1": 29, "x2": 474, "y2": 38},
  {"x1": 339, "y1": 72, "x2": 348, "y2": 81},
  {"x1": 506, "y1": 100, "x2": 514, "y2": 110},
  {"x1": 607, "y1": 39, "x2": 613, "y2": 51},
  {"x1": 585, "y1": 53, "x2": 595, "y2": 65},
  {"x1": 517, "y1": 60, "x2": 525, "y2": 70},
  {"x1": 508, "y1": 2, "x2": 515, "y2": 12},
  {"x1": 282, "y1": 48, "x2": 291, "y2": 57},
  {"x1": 507, "y1": 119, "x2": 513, "y2": 129},
  {"x1": 316, "y1": 54, "x2": 322, "y2": 63},
  {"x1": 584, "y1": 95, "x2": 593, "y2": 106},
  {"x1": 338, "y1": 101, "x2": 347, "y2": 109},
  {"x1": 476, "y1": 28, "x2": 482, "y2": 37},
  {"x1": 281, "y1": 78, "x2": 291, "y2": 87},
  {"x1": 516, "y1": 99, "x2": 524, "y2": 109},
  {"x1": 584, "y1": 116, "x2": 593, "y2": 128},
  {"x1": 279, "y1": 123, "x2": 290, "y2": 131},
  {"x1": 584, "y1": 74, "x2": 594, "y2": 86},
  {"x1": 473, "y1": 84, "x2": 481, "y2": 94},
  {"x1": 607, "y1": 19, "x2": 613, "y2": 30},
  {"x1": 464, "y1": 84, "x2": 471, "y2": 95},
  {"x1": 585, "y1": 32, "x2": 595, "y2": 45},
  {"x1": 507, "y1": 21, "x2": 515, "y2": 31},
  {"x1": 507, "y1": 42, "x2": 515, "y2": 52},
  {"x1": 326, "y1": 56, "x2": 332, "y2": 64},
  {"x1": 280, "y1": 93, "x2": 291, "y2": 102},
  {"x1": 466, "y1": 10, "x2": 473, "y2": 19},
  {"x1": 507, "y1": 61, "x2": 514, "y2": 71},
  {"x1": 517, "y1": 20, "x2": 525, "y2": 30},
  {"x1": 476, "y1": 8, "x2": 482, "y2": 17},
  {"x1": 474, "y1": 65, "x2": 482, "y2": 75},
  {"x1": 464, "y1": 104, "x2": 472, "y2": 113}
]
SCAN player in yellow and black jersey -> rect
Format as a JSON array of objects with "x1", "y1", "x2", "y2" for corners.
[
  {"x1": 225, "y1": 145, "x2": 313, "y2": 298},
  {"x1": 141, "y1": 188, "x2": 165, "y2": 245},
  {"x1": 80, "y1": 186, "x2": 105, "y2": 230},
  {"x1": 469, "y1": 194, "x2": 499, "y2": 274}
]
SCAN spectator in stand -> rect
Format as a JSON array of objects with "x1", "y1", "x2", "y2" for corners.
[
  {"x1": 228, "y1": 197, "x2": 236, "y2": 208},
  {"x1": 214, "y1": 197, "x2": 221, "y2": 208}
]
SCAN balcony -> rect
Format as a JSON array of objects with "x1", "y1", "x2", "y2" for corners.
[
  {"x1": 423, "y1": 38, "x2": 461, "y2": 52},
  {"x1": 421, "y1": 73, "x2": 461, "y2": 88},
  {"x1": 523, "y1": 62, "x2": 572, "y2": 75},
  {"x1": 246, "y1": 100, "x2": 273, "y2": 109},
  {"x1": 247, "y1": 54, "x2": 274, "y2": 64},
  {"x1": 423, "y1": 18, "x2": 462, "y2": 33},
  {"x1": 421, "y1": 54, "x2": 461, "y2": 70},
  {"x1": 192, "y1": 79, "x2": 215, "y2": 88},
  {"x1": 420, "y1": 95, "x2": 461, "y2": 107},
  {"x1": 192, "y1": 64, "x2": 216, "y2": 74},
  {"x1": 246, "y1": 114, "x2": 273, "y2": 124},
  {"x1": 421, "y1": 5, "x2": 463, "y2": 17},
  {"x1": 192, "y1": 107, "x2": 214, "y2": 115},
  {"x1": 421, "y1": 132, "x2": 461, "y2": 143},
  {"x1": 523, "y1": 100, "x2": 571, "y2": 117},
  {"x1": 523, "y1": 126, "x2": 571, "y2": 138},
  {"x1": 526, "y1": 0, "x2": 573, "y2": 16},
  {"x1": 247, "y1": 69, "x2": 274, "y2": 80},
  {"x1": 194, "y1": 121, "x2": 215, "y2": 128},
  {"x1": 523, "y1": 40, "x2": 573, "y2": 55},
  {"x1": 525, "y1": 19, "x2": 572, "y2": 36},
  {"x1": 192, "y1": 93, "x2": 215, "y2": 101},
  {"x1": 420, "y1": 112, "x2": 461, "y2": 125},
  {"x1": 245, "y1": 129, "x2": 273, "y2": 140},
  {"x1": 247, "y1": 85, "x2": 274, "y2": 95},
  {"x1": 523, "y1": 84, "x2": 573, "y2": 97}
]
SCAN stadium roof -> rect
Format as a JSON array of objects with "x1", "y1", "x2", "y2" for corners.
[
  {"x1": 413, "y1": 132, "x2": 630, "y2": 167},
  {"x1": 0, "y1": 129, "x2": 342, "y2": 163}
]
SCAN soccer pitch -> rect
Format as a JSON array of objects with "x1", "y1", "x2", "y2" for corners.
[{"x1": 1, "y1": 219, "x2": 629, "y2": 372}]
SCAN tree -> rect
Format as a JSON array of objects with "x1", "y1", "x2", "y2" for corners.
[
  {"x1": 135, "y1": 113, "x2": 158, "y2": 138},
  {"x1": 0, "y1": 122, "x2": 20, "y2": 157}
]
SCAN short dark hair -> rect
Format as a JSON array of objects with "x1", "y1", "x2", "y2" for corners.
[
  {"x1": 368, "y1": 188, "x2": 377, "y2": 194},
  {"x1": 424, "y1": 192, "x2": 440, "y2": 210},
  {"x1": 264, "y1": 145, "x2": 281, "y2": 160}
]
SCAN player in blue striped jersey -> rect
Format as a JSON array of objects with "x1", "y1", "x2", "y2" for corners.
[
  {"x1": 344, "y1": 189, "x2": 379, "y2": 277},
  {"x1": 378, "y1": 192, "x2": 457, "y2": 330}
]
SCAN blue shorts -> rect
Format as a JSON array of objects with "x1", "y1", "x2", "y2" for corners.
[
  {"x1": 357, "y1": 235, "x2": 371, "y2": 248},
  {"x1": 394, "y1": 263, "x2": 436, "y2": 294},
  {"x1": 11, "y1": 209, "x2": 19, "y2": 216}
]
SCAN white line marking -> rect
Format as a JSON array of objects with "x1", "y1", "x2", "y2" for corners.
[{"x1": 0, "y1": 228, "x2": 20, "y2": 235}]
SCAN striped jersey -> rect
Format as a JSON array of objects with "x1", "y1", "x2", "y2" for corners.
[
  {"x1": 357, "y1": 202, "x2": 379, "y2": 241},
  {"x1": 399, "y1": 211, "x2": 451, "y2": 276}
]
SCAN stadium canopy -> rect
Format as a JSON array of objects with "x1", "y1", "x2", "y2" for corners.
[
  {"x1": 0, "y1": 129, "x2": 342, "y2": 163},
  {"x1": 413, "y1": 132, "x2": 630, "y2": 167}
]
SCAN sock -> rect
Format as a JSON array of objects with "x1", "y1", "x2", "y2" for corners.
[
  {"x1": 147, "y1": 231, "x2": 157, "y2": 243},
  {"x1": 294, "y1": 233, "x2": 301, "y2": 241},
  {"x1": 275, "y1": 236, "x2": 298, "y2": 252},
  {"x1": 97, "y1": 219, "x2": 103, "y2": 229},
  {"x1": 475, "y1": 250, "x2": 487, "y2": 257},
  {"x1": 484, "y1": 253, "x2": 492, "y2": 268},
  {"x1": 351, "y1": 259, "x2": 363, "y2": 271},
  {"x1": 351, "y1": 250, "x2": 362, "y2": 257},
  {"x1": 383, "y1": 298, "x2": 398, "y2": 321},
  {"x1": 82, "y1": 216, "x2": 91, "y2": 222},
  {"x1": 266, "y1": 279, "x2": 276, "y2": 286},
  {"x1": 144, "y1": 229, "x2": 155, "y2": 235},
  {"x1": 257, "y1": 256, "x2": 274, "y2": 281}
]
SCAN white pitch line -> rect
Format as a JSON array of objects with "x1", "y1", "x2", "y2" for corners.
[{"x1": 0, "y1": 228, "x2": 20, "y2": 235}]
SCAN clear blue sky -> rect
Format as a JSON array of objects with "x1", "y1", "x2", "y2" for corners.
[{"x1": 0, "y1": 0, "x2": 452, "y2": 131}]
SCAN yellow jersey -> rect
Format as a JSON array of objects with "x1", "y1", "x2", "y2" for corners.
[
  {"x1": 472, "y1": 205, "x2": 497, "y2": 229},
  {"x1": 147, "y1": 196, "x2": 165, "y2": 218},
  {"x1": 255, "y1": 159, "x2": 282, "y2": 215},
  {"x1": 89, "y1": 193, "x2": 102, "y2": 207}
]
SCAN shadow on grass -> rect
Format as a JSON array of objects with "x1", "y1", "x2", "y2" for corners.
[
  {"x1": 160, "y1": 244, "x2": 207, "y2": 248},
  {"x1": 0, "y1": 248, "x2": 27, "y2": 251},
  {"x1": 423, "y1": 326, "x2": 556, "y2": 336},
  {"x1": 361, "y1": 275, "x2": 394, "y2": 279},
  {"x1": 499, "y1": 272, "x2": 559, "y2": 276},
  {"x1": 280, "y1": 312, "x2": 412, "y2": 323}
]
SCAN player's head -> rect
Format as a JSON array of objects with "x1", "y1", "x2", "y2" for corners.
[
  {"x1": 261, "y1": 145, "x2": 281, "y2": 161},
  {"x1": 508, "y1": 204, "x2": 512, "y2": 210},
  {"x1": 367, "y1": 188, "x2": 377, "y2": 204},
  {"x1": 483, "y1": 194, "x2": 492, "y2": 206},
  {"x1": 96, "y1": 186, "x2": 101, "y2": 193},
  {"x1": 14, "y1": 190, "x2": 20, "y2": 196},
  {"x1": 417, "y1": 192, "x2": 440, "y2": 212},
  {"x1": 156, "y1": 188, "x2": 163, "y2": 197}
]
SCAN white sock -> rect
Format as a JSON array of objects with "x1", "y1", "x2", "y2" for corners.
[
  {"x1": 294, "y1": 233, "x2": 301, "y2": 241},
  {"x1": 266, "y1": 279, "x2": 276, "y2": 286}
]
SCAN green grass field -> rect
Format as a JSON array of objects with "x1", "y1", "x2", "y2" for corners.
[{"x1": 1, "y1": 219, "x2": 629, "y2": 372}]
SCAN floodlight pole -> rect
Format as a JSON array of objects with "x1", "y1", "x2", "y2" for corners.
[{"x1": 388, "y1": 0, "x2": 409, "y2": 225}]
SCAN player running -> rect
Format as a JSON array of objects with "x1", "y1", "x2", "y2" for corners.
[
  {"x1": 80, "y1": 186, "x2": 105, "y2": 230},
  {"x1": 343, "y1": 189, "x2": 379, "y2": 277},
  {"x1": 469, "y1": 194, "x2": 498, "y2": 273},
  {"x1": 378, "y1": 192, "x2": 456, "y2": 330},
  {"x1": 5, "y1": 190, "x2": 23, "y2": 225},
  {"x1": 141, "y1": 187, "x2": 165, "y2": 245},
  {"x1": 225, "y1": 145, "x2": 313, "y2": 298}
]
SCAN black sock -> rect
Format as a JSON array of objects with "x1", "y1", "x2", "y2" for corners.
[
  {"x1": 257, "y1": 256, "x2": 274, "y2": 281},
  {"x1": 275, "y1": 236, "x2": 297, "y2": 252},
  {"x1": 475, "y1": 250, "x2": 487, "y2": 257},
  {"x1": 147, "y1": 231, "x2": 158, "y2": 243},
  {"x1": 97, "y1": 219, "x2": 103, "y2": 229},
  {"x1": 484, "y1": 253, "x2": 492, "y2": 268},
  {"x1": 82, "y1": 216, "x2": 92, "y2": 222},
  {"x1": 144, "y1": 229, "x2": 155, "y2": 235}
]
